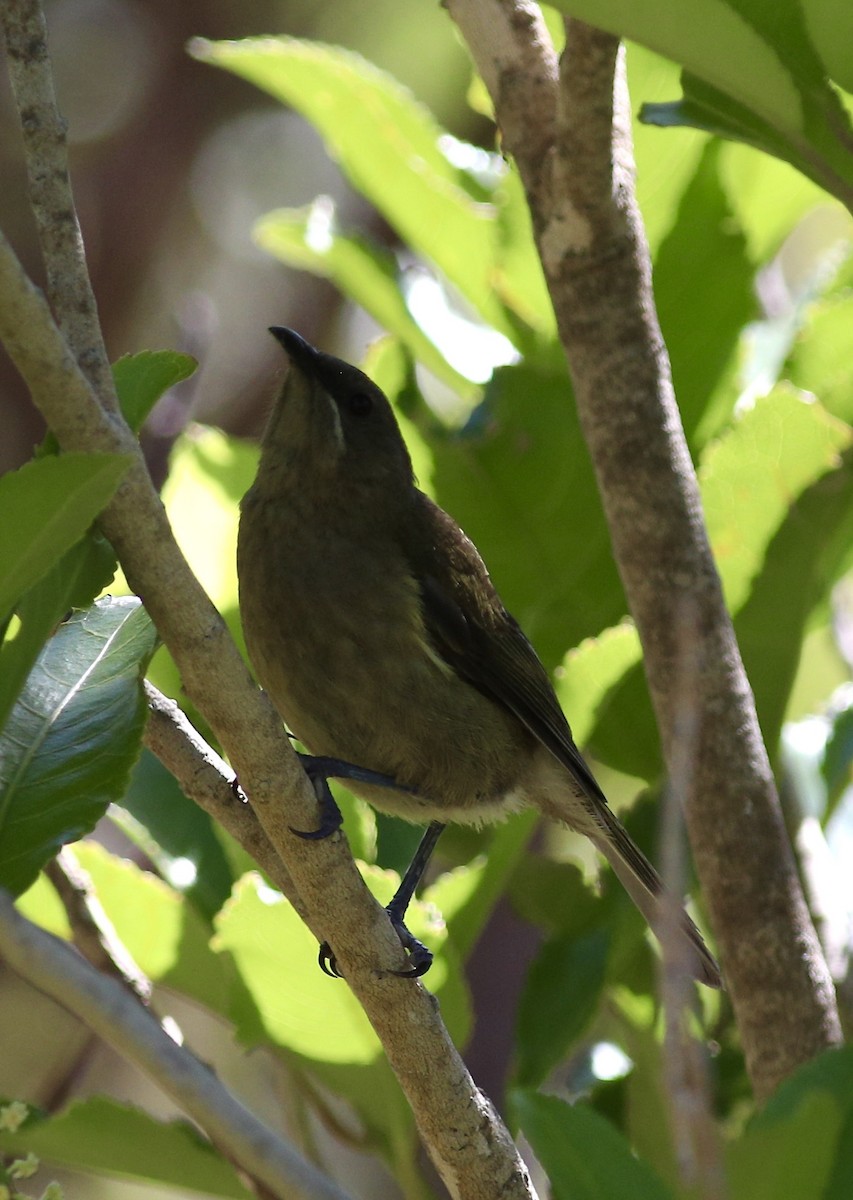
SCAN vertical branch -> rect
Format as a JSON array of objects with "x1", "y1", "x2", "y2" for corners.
[
  {"x1": 446, "y1": 0, "x2": 842, "y2": 1100},
  {"x1": 659, "y1": 602, "x2": 725, "y2": 1199},
  {"x1": 1, "y1": 0, "x2": 116, "y2": 407}
]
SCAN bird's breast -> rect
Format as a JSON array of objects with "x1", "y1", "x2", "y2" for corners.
[{"x1": 237, "y1": 503, "x2": 532, "y2": 822}]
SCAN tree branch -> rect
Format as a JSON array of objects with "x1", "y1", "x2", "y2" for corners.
[
  {"x1": 142, "y1": 683, "x2": 308, "y2": 918},
  {"x1": 45, "y1": 849, "x2": 152, "y2": 1003},
  {"x1": 0, "y1": 891, "x2": 352, "y2": 1200},
  {"x1": 2, "y1": 0, "x2": 115, "y2": 405},
  {"x1": 446, "y1": 0, "x2": 841, "y2": 1100},
  {"x1": 0, "y1": 7, "x2": 536, "y2": 1193}
]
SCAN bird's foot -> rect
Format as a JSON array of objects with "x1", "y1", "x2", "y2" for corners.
[
  {"x1": 291, "y1": 753, "x2": 402, "y2": 840},
  {"x1": 317, "y1": 906, "x2": 433, "y2": 980}
]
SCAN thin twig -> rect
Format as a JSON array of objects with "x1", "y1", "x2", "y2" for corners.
[
  {"x1": 0, "y1": 892, "x2": 352, "y2": 1200},
  {"x1": 45, "y1": 848, "x2": 152, "y2": 1003},
  {"x1": 142, "y1": 683, "x2": 307, "y2": 918}
]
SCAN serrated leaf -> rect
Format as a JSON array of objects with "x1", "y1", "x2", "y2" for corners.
[
  {"x1": 515, "y1": 932, "x2": 609, "y2": 1088},
  {"x1": 512, "y1": 1090, "x2": 675, "y2": 1200},
  {"x1": 193, "y1": 36, "x2": 513, "y2": 332},
  {"x1": 0, "y1": 597, "x2": 157, "y2": 895},
  {"x1": 0, "y1": 1096, "x2": 251, "y2": 1198},
  {"x1": 700, "y1": 389, "x2": 852, "y2": 613},
  {"x1": 555, "y1": 624, "x2": 642, "y2": 748},
  {"x1": 0, "y1": 452, "x2": 130, "y2": 622}
]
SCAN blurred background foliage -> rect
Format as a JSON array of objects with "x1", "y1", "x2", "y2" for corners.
[{"x1": 1, "y1": 1, "x2": 853, "y2": 1198}]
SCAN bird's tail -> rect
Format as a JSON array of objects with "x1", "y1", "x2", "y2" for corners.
[{"x1": 591, "y1": 804, "x2": 722, "y2": 990}]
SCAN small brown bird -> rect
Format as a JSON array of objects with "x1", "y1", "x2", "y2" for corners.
[{"x1": 237, "y1": 328, "x2": 721, "y2": 988}]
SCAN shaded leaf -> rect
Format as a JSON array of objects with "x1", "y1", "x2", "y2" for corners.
[
  {"x1": 512, "y1": 1090, "x2": 674, "y2": 1200},
  {"x1": 515, "y1": 932, "x2": 609, "y2": 1087},
  {"x1": 112, "y1": 349, "x2": 197, "y2": 434},
  {"x1": 727, "y1": 1047, "x2": 853, "y2": 1200},
  {"x1": 0, "y1": 598, "x2": 157, "y2": 895},
  {"x1": 654, "y1": 139, "x2": 754, "y2": 448},
  {"x1": 0, "y1": 452, "x2": 129, "y2": 623},
  {"x1": 0, "y1": 1096, "x2": 251, "y2": 1198},
  {"x1": 0, "y1": 532, "x2": 117, "y2": 734}
]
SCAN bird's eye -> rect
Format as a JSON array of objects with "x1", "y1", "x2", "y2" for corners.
[{"x1": 346, "y1": 390, "x2": 373, "y2": 417}]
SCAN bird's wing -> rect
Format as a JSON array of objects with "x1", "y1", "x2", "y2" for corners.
[
  {"x1": 409, "y1": 492, "x2": 607, "y2": 807},
  {"x1": 408, "y1": 495, "x2": 723, "y2": 990}
]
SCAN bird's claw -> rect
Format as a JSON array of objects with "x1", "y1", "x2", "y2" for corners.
[
  {"x1": 318, "y1": 909, "x2": 434, "y2": 981},
  {"x1": 291, "y1": 753, "x2": 406, "y2": 839}
]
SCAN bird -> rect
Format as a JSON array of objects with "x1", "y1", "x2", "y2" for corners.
[{"x1": 237, "y1": 327, "x2": 722, "y2": 989}]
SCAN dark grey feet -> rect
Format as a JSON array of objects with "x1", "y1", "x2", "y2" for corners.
[{"x1": 319, "y1": 822, "x2": 445, "y2": 979}]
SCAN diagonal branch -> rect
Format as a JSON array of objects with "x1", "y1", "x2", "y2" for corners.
[
  {"x1": 2, "y1": 0, "x2": 115, "y2": 406},
  {"x1": 0, "y1": 5, "x2": 537, "y2": 1193},
  {"x1": 446, "y1": 0, "x2": 841, "y2": 1100},
  {"x1": 0, "y1": 891, "x2": 352, "y2": 1200}
]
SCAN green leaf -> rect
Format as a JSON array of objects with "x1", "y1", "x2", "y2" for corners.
[
  {"x1": 700, "y1": 388, "x2": 852, "y2": 613},
  {"x1": 118, "y1": 746, "x2": 235, "y2": 919},
  {"x1": 552, "y1": 0, "x2": 853, "y2": 199},
  {"x1": 515, "y1": 932, "x2": 609, "y2": 1087},
  {"x1": 192, "y1": 36, "x2": 513, "y2": 333},
  {"x1": 0, "y1": 1096, "x2": 251, "y2": 1198},
  {"x1": 431, "y1": 810, "x2": 537, "y2": 961},
  {"x1": 737, "y1": 451, "x2": 853, "y2": 752},
  {"x1": 0, "y1": 452, "x2": 130, "y2": 623},
  {"x1": 0, "y1": 531, "x2": 117, "y2": 734},
  {"x1": 554, "y1": 624, "x2": 642, "y2": 748},
  {"x1": 822, "y1": 695, "x2": 853, "y2": 816},
  {"x1": 432, "y1": 363, "x2": 626, "y2": 669},
  {"x1": 212, "y1": 873, "x2": 383, "y2": 1063},
  {"x1": 112, "y1": 349, "x2": 197, "y2": 434},
  {"x1": 804, "y1": 0, "x2": 853, "y2": 91},
  {"x1": 255, "y1": 201, "x2": 476, "y2": 396},
  {"x1": 654, "y1": 139, "x2": 754, "y2": 448},
  {"x1": 79, "y1": 841, "x2": 227, "y2": 1005},
  {"x1": 508, "y1": 856, "x2": 612, "y2": 939},
  {"x1": 492, "y1": 165, "x2": 556, "y2": 335},
  {"x1": 728, "y1": 1047, "x2": 853, "y2": 1200},
  {"x1": 512, "y1": 1090, "x2": 675, "y2": 1200},
  {"x1": 0, "y1": 597, "x2": 157, "y2": 895},
  {"x1": 212, "y1": 873, "x2": 420, "y2": 1155},
  {"x1": 787, "y1": 292, "x2": 853, "y2": 425}
]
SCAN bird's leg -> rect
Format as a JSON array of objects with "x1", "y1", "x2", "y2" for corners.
[
  {"x1": 386, "y1": 820, "x2": 445, "y2": 977},
  {"x1": 320, "y1": 821, "x2": 446, "y2": 979},
  {"x1": 291, "y1": 753, "x2": 405, "y2": 840}
]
